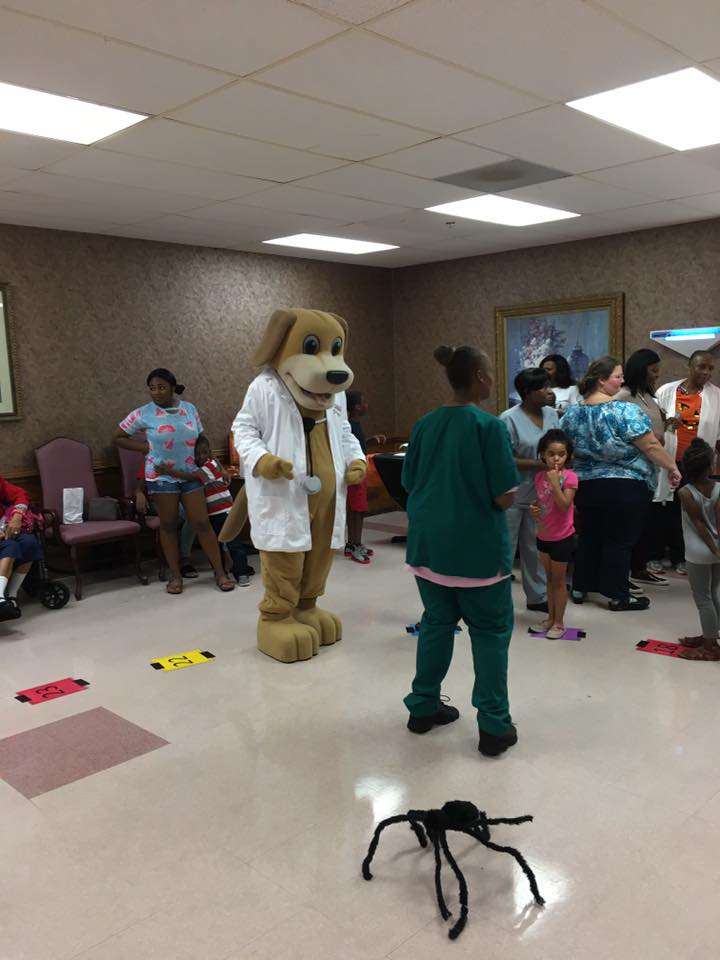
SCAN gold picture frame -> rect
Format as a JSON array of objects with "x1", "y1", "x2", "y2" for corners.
[
  {"x1": 495, "y1": 292, "x2": 624, "y2": 411},
  {"x1": 0, "y1": 283, "x2": 22, "y2": 421}
]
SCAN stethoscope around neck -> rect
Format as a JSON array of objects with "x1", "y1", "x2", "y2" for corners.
[{"x1": 300, "y1": 415, "x2": 326, "y2": 495}]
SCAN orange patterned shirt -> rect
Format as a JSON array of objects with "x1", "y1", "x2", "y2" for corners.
[{"x1": 675, "y1": 389, "x2": 702, "y2": 462}]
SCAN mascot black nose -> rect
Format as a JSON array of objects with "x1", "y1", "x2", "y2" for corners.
[{"x1": 326, "y1": 370, "x2": 349, "y2": 385}]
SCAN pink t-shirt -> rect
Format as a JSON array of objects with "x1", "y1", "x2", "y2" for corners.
[{"x1": 533, "y1": 469, "x2": 578, "y2": 542}]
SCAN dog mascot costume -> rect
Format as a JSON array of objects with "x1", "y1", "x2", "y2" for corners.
[{"x1": 221, "y1": 308, "x2": 366, "y2": 663}]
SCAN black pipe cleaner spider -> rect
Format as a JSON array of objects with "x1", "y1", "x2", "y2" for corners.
[{"x1": 361, "y1": 799, "x2": 545, "y2": 940}]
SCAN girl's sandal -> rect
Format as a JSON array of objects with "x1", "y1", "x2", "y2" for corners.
[
  {"x1": 215, "y1": 573, "x2": 235, "y2": 592},
  {"x1": 166, "y1": 577, "x2": 183, "y2": 595},
  {"x1": 678, "y1": 635, "x2": 704, "y2": 648},
  {"x1": 679, "y1": 644, "x2": 720, "y2": 661}
]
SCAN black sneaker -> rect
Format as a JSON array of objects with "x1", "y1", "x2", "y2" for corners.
[
  {"x1": 479, "y1": 724, "x2": 518, "y2": 757},
  {"x1": 407, "y1": 702, "x2": 460, "y2": 734},
  {"x1": 526, "y1": 601, "x2": 549, "y2": 613},
  {"x1": 571, "y1": 590, "x2": 586, "y2": 604},
  {"x1": 628, "y1": 579, "x2": 645, "y2": 596},
  {"x1": 609, "y1": 595, "x2": 650, "y2": 612},
  {"x1": 0, "y1": 598, "x2": 21, "y2": 622},
  {"x1": 631, "y1": 569, "x2": 669, "y2": 587}
]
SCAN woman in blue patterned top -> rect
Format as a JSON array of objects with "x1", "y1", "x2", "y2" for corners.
[{"x1": 562, "y1": 356, "x2": 680, "y2": 611}]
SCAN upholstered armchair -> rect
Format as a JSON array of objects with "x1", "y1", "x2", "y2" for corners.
[
  {"x1": 117, "y1": 444, "x2": 167, "y2": 581},
  {"x1": 35, "y1": 438, "x2": 147, "y2": 600}
]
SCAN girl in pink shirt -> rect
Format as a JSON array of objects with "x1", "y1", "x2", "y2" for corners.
[{"x1": 530, "y1": 430, "x2": 578, "y2": 638}]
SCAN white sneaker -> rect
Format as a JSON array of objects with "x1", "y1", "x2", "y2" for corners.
[{"x1": 647, "y1": 561, "x2": 664, "y2": 574}]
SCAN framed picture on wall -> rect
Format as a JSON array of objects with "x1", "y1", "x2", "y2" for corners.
[
  {"x1": 495, "y1": 292, "x2": 624, "y2": 410},
  {"x1": 0, "y1": 283, "x2": 21, "y2": 420}
]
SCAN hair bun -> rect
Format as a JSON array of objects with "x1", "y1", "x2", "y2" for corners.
[
  {"x1": 175, "y1": 383, "x2": 186, "y2": 395},
  {"x1": 434, "y1": 345, "x2": 455, "y2": 367}
]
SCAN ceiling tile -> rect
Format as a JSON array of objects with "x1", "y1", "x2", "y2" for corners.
[
  {"x1": 0, "y1": 189, "x2": 166, "y2": 224},
  {"x1": 586, "y1": 155, "x2": 720, "y2": 200},
  {"x1": 0, "y1": 131, "x2": 82, "y2": 170},
  {"x1": 294, "y1": 164, "x2": 480, "y2": 207},
  {"x1": 7, "y1": 0, "x2": 343, "y2": 74},
  {"x1": 0, "y1": 210, "x2": 121, "y2": 233},
  {"x1": 256, "y1": 31, "x2": 545, "y2": 134},
  {"x1": 181, "y1": 203, "x2": 345, "y2": 234},
  {"x1": 592, "y1": 200, "x2": 709, "y2": 229},
  {"x1": 0, "y1": 9, "x2": 232, "y2": 115},
  {"x1": 169, "y1": 81, "x2": 431, "y2": 160},
  {"x1": 330, "y1": 209, "x2": 488, "y2": 244},
  {"x1": 0, "y1": 165, "x2": 29, "y2": 187},
  {"x1": 104, "y1": 215, "x2": 271, "y2": 246},
  {"x1": 371, "y1": 0, "x2": 689, "y2": 101},
  {"x1": 675, "y1": 192, "x2": 720, "y2": 215},
  {"x1": 96, "y1": 120, "x2": 345, "y2": 181},
  {"x1": 238, "y1": 185, "x2": 408, "y2": 220},
  {"x1": 705, "y1": 58, "x2": 720, "y2": 75},
  {"x1": 458, "y1": 105, "x2": 671, "y2": 174},
  {"x1": 1, "y1": 171, "x2": 207, "y2": 214},
  {"x1": 594, "y1": 0, "x2": 720, "y2": 62},
  {"x1": 290, "y1": 0, "x2": 411, "y2": 23},
  {"x1": 367, "y1": 138, "x2": 507, "y2": 177},
  {"x1": 499, "y1": 176, "x2": 655, "y2": 213},
  {"x1": 44, "y1": 150, "x2": 268, "y2": 202}
]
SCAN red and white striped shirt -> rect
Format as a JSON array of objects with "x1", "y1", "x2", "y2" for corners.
[{"x1": 200, "y1": 458, "x2": 233, "y2": 516}]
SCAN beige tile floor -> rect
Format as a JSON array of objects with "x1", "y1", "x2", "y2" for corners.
[{"x1": 1, "y1": 513, "x2": 720, "y2": 959}]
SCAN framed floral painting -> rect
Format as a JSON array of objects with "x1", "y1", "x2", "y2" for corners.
[
  {"x1": 0, "y1": 284, "x2": 21, "y2": 420},
  {"x1": 495, "y1": 293, "x2": 624, "y2": 410}
]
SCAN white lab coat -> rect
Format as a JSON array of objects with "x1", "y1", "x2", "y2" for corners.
[
  {"x1": 654, "y1": 379, "x2": 720, "y2": 502},
  {"x1": 232, "y1": 371, "x2": 365, "y2": 552}
]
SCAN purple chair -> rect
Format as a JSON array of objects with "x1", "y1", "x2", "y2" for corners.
[
  {"x1": 117, "y1": 444, "x2": 167, "y2": 581},
  {"x1": 35, "y1": 437, "x2": 147, "y2": 600}
]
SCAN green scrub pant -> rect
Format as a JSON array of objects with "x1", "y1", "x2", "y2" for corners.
[{"x1": 404, "y1": 577, "x2": 513, "y2": 736}]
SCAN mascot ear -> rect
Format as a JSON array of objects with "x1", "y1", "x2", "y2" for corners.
[
  {"x1": 251, "y1": 310, "x2": 297, "y2": 367},
  {"x1": 328, "y1": 312, "x2": 349, "y2": 351}
]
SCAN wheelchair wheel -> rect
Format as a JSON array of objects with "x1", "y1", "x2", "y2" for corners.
[{"x1": 40, "y1": 581, "x2": 71, "y2": 610}]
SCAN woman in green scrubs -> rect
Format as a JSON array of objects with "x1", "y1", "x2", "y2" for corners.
[{"x1": 402, "y1": 345, "x2": 520, "y2": 757}]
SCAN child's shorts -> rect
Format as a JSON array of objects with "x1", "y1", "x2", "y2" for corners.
[
  {"x1": 347, "y1": 477, "x2": 369, "y2": 513},
  {"x1": 536, "y1": 535, "x2": 574, "y2": 563}
]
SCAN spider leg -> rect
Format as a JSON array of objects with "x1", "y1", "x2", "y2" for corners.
[
  {"x1": 362, "y1": 815, "x2": 411, "y2": 880},
  {"x1": 429, "y1": 828, "x2": 452, "y2": 921},
  {"x1": 483, "y1": 839, "x2": 545, "y2": 905},
  {"x1": 438, "y1": 832, "x2": 469, "y2": 940},
  {"x1": 485, "y1": 815, "x2": 534, "y2": 826},
  {"x1": 408, "y1": 817, "x2": 428, "y2": 849}
]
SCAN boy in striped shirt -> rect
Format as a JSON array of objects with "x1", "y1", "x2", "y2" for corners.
[{"x1": 158, "y1": 436, "x2": 254, "y2": 586}]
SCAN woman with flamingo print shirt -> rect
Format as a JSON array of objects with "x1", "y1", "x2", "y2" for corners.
[{"x1": 115, "y1": 368, "x2": 234, "y2": 595}]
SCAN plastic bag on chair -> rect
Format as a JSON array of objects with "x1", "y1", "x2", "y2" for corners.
[{"x1": 62, "y1": 487, "x2": 84, "y2": 525}]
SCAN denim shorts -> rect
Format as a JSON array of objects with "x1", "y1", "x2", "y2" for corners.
[{"x1": 147, "y1": 478, "x2": 202, "y2": 496}]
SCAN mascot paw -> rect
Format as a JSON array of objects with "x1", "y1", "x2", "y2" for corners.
[
  {"x1": 256, "y1": 454, "x2": 295, "y2": 481},
  {"x1": 344, "y1": 459, "x2": 367, "y2": 486},
  {"x1": 294, "y1": 606, "x2": 342, "y2": 647},
  {"x1": 257, "y1": 617, "x2": 320, "y2": 662}
]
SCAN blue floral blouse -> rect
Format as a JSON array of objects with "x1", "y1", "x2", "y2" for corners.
[{"x1": 562, "y1": 401, "x2": 656, "y2": 489}]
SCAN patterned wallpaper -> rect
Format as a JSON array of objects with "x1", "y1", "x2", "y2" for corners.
[
  {"x1": 393, "y1": 218, "x2": 720, "y2": 431},
  {"x1": 0, "y1": 225, "x2": 393, "y2": 472}
]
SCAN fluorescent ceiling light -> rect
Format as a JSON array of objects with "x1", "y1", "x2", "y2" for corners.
[
  {"x1": 653, "y1": 327, "x2": 720, "y2": 341},
  {"x1": 0, "y1": 81, "x2": 146, "y2": 144},
  {"x1": 263, "y1": 233, "x2": 398, "y2": 254},
  {"x1": 567, "y1": 67, "x2": 720, "y2": 151},
  {"x1": 425, "y1": 195, "x2": 579, "y2": 226}
]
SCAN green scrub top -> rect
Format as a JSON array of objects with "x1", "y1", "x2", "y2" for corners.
[{"x1": 402, "y1": 405, "x2": 519, "y2": 579}]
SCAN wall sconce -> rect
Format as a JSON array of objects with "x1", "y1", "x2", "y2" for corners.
[{"x1": 650, "y1": 326, "x2": 720, "y2": 359}]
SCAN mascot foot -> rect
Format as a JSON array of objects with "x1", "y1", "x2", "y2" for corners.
[
  {"x1": 294, "y1": 606, "x2": 342, "y2": 647},
  {"x1": 257, "y1": 617, "x2": 320, "y2": 663}
]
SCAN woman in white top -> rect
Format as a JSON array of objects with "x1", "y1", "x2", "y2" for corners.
[{"x1": 541, "y1": 355, "x2": 579, "y2": 415}]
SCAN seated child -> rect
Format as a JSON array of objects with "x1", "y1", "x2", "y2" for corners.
[
  {"x1": 677, "y1": 438, "x2": 720, "y2": 660},
  {"x1": 529, "y1": 429, "x2": 578, "y2": 638},
  {"x1": 158, "y1": 438, "x2": 254, "y2": 585}
]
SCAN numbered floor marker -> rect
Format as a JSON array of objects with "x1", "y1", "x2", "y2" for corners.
[
  {"x1": 528, "y1": 627, "x2": 586, "y2": 641},
  {"x1": 636, "y1": 639, "x2": 686, "y2": 658},
  {"x1": 150, "y1": 649, "x2": 215, "y2": 671},
  {"x1": 15, "y1": 677, "x2": 89, "y2": 704}
]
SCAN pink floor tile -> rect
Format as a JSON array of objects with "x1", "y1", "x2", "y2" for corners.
[{"x1": 0, "y1": 708, "x2": 168, "y2": 799}]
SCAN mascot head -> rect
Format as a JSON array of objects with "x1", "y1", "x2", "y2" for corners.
[{"x1": 251, "y1": 308, "x2": 354, "y2": 412}]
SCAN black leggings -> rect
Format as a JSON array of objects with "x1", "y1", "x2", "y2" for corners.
[{"x1": 573, "y1": 478, "x2": 650, "y2": 601}]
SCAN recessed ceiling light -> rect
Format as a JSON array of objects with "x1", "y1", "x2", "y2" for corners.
[
  {"x1": 263, "y1": 234, "x2": 398, "y2": 254},
  {"x1": 0, "y1": 81, "x2": 146, "y2": 144},
  {"x1": 425, "y1": 195, "x2": 579, "y2": 226},
  {"x1": 567, "y1": 67, "x2": 720, "y2": 151}
]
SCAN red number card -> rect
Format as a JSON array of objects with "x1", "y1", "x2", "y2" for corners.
[
  {"x1": 15, "y1": 678, "x2": 90, "y2": 704},
  {"x1": 636, "y1": 639, "x2": 685, "y2": 658}
]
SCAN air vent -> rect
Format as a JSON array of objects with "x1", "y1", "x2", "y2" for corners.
[{"x1": 437, "y1": 159, "x2": 570, "y2": 193}]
